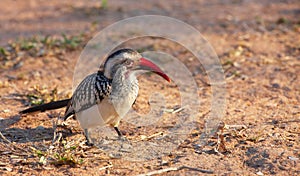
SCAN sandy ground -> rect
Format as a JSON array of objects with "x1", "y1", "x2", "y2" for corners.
[{"x1": 0, "y1": 0, "x2": 299, "y2": 175}]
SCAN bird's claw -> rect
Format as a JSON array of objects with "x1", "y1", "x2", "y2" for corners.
[
  {"x1": 118, "y1": 135, "x2": 129, "y2": 142},
  {"x1": 85, "y1": 140, "x2": 94, "y2": 146}
]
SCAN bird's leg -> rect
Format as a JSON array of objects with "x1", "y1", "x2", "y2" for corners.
[
  {"x1": 84, "y1": 129, "x2": 93, "y2": 146},
  {"x1": 114, "y1": 127, "x2": 123, "y2": 137},
  {"x1": 114, "y1": 126, "x2": 129, "y2": 142}
]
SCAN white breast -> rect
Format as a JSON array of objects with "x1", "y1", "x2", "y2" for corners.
[{"x1": 76, "y1": 98, "x2": 118, "y2": 129}]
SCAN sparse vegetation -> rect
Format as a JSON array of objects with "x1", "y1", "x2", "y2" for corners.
[{"x1": 0, "y1": 1, "x2": 299, "y2": 175}]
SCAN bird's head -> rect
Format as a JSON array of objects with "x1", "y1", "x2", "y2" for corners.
[{"x1": 103, "y1": 48, "x2": 170, "y2": 82}]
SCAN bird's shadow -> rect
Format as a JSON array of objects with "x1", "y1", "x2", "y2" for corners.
[{"x1": 0, "y1": 114, "x2": 78, "y2": 144}]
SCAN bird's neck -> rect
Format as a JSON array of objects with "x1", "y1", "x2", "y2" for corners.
[
  {"x1": 110, "y1": 67, "x2": 139, "y2": 99},
  {"x1": 112, "y1": 67, "x2": 138, "y2": 87},
  {"x1": 110, "y1": 67, "x2": 139, "y2": 117}
]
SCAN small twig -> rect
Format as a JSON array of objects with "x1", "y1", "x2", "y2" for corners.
[
  {"x1": 52, "y1": 132, "x2": 62, "y2": 145},
  {"x1": 164, "y1": 105, "x2": 188, "y2": 114},
  {"x1": 224, "y1": 124, "x2": 247, "y2": 130},
  {"x1": 172, "y1": 106, "x2": 186, "y2": 114},
  {"x1": 52, "y1": 113, "x2": 62, "y2": 144},
  {"x1": 180, "y1": 166, "x2": 214, "y2": 174},
  {"x1": 136, "y1": 131, "x2": 164, "y2": 142},
  {"x1": 99, "y1": 163, "x2": 113, "y2": 171},
  {"x1": 0, "y1": 136, "x2": 31, "y2": 154},
  {"x1": 138, "y1": 167, "x2": 178, "y2": 176},
  {"x1": 0, "y1": 166, "x2": 13, "y2": 172},
  {"x1": 137, "y1": 166, "x2": 213, "y2": 176},
  {"x1": 0, "y1": 131, "x2": 11, "y2": 144}
]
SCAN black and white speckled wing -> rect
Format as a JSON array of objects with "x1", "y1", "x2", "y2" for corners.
[{"x1": 63, "y1": 71, "x2": 112, "y2": 120}]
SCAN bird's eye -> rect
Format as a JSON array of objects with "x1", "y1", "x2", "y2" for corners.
[{"x1": 124, "y1": 60, "x2": 131, "y2": 65}]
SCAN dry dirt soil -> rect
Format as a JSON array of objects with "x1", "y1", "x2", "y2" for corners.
[{"x1": 0, "y1": 0, "x2": 299, "y2": 175}]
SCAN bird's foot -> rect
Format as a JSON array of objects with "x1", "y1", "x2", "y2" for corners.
[
  {"x1": 85, "y1": 140, "x2": 94, "y2": 146},
  {"x1": 83, "y1": 129, "x2": 94, "y2": 146},
  {"x1": 118, "y1": 135, "x2": 128, "y2": 142},
  {"x1": 119, "y1": 136, "x2": 133, "y2": 152}
]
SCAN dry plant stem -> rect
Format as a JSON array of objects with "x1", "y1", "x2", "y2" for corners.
[
  {"x1": 136, "y1": 131, "x2": 164, "y2": 142},
  {"x1": 137, "y1": 166, "x2": 214, "y2": 176},
  {"x1": 0, "y1": 137, "x2": 31, "y2": 155},
  {"x1": 172, "y1": 106, "x2": 187, "y2": 114},
  {"x1": 225, "y1": 124, "x2": 247, "y2": 130},
  {"x1": 0, "y1": 131, "x2": 11, "y2": 144},
  {"x1": 98, "y1": 162, "x2": 113, "y2": 171},
  {"x1": 51, "y1": 116, "x2": 62, "y2": 144}
]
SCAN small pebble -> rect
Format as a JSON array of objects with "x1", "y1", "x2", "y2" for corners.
[
  {"x1": 271, "y1": 83, "x2": 280, "y2": 88},
  {"x1": 109, "y1": 153, "x2": 122, "y2": 159},
  {"x1": 3, "y1": 109, "x2": 10, "y2": 113},
  {"x1": 256, "y1": 171, "x2": 264, "y2": 175},
  {"x1": 288, "y1": 156, "x2": 299, "y2": 161}
]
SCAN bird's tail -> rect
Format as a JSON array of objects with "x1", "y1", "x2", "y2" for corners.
[{"x1": 20, "y1": 99, "x2": 71, "y2": 114}]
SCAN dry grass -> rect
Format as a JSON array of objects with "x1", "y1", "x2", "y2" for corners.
[{"x1": 0, "y1": 1, "x2": 299, "y2": 175}]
